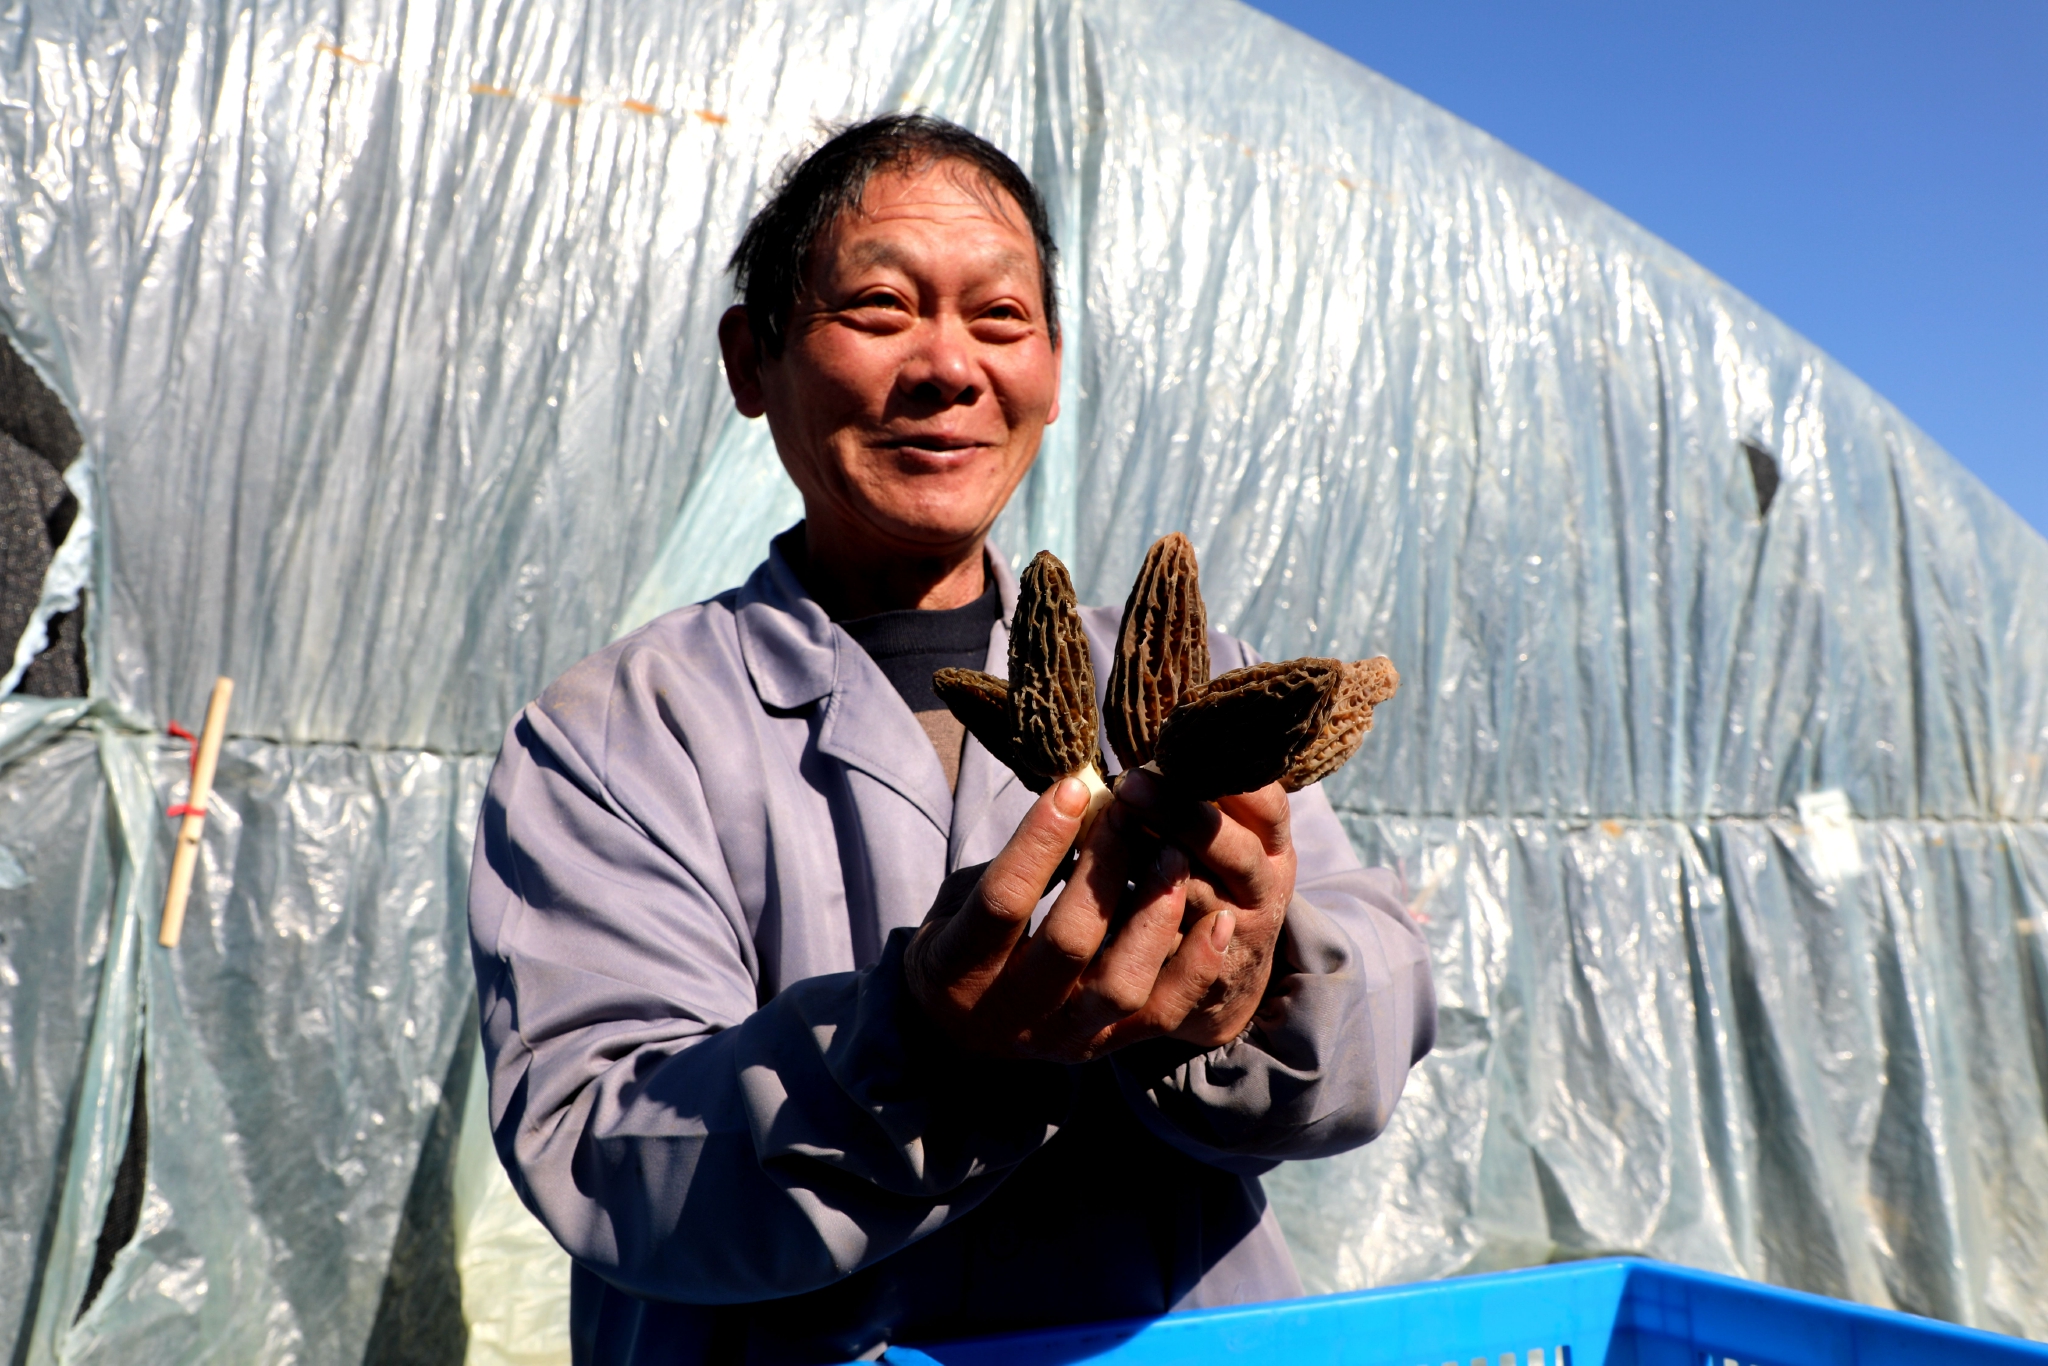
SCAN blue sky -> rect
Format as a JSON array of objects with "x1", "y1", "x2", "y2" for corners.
[{"x1": 1242, "y1": 1, "x2": 2047, "y2": 539}]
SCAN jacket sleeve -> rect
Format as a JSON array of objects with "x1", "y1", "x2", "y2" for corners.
[
  {"x1": 467, "y1": 653, "x2": 1073, "y2": 1307},
  {"x1": 1108, "y1": 642, "x2": 1437, "y2": 1173}
]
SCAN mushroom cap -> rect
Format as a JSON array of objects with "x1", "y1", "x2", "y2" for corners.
[
  {"x1": 1278, "y1": 656, "x2": 1400, "y2": 791},
  {"x1": 1007, "y1": 551, "x2": 1102, "y2": 784},
  {"x1": 1104, "y1": 532, "x2": 1211, "y2": 771},
  {"x1": 932, "y1": 667, "x2": 1043, "y2": 790},
  {"x1": 1155, "y1": 658, "x2": 1344, "y2": 800}
]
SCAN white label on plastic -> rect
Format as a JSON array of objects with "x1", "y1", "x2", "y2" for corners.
[{"x1": 1795, "y1": 788, "x2": 1864, "y2": 882}]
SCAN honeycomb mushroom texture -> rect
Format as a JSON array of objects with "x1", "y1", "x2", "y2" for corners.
[
  {"x1": 1154, "y1": 659, "x2": 1343, "y2": 800},
  {"x1": 1007, "y1": 551, "x2": 1102, "y2": 783},
  {"x1": 1278, "y1": 656, "x2": 1400, "y2": 791},
  {"x1": 1104, "y1": 532, "x2": 1211, "y2": 771},
  {"x1": 932, "y1": 668, "x2": 1043, "y2": 790}
]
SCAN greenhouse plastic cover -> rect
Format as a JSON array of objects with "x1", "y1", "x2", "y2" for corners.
[{"x1": 3, "y1": 0, "x2": 2046, "y2": 1360}]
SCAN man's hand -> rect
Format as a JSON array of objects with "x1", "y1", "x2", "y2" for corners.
[
  {"x1": 1109, "y1": 769, "x2": 1296, "y2": 1048},
  {"x1": 904, "y1": 777, "x2": 1239, "y2": 1062}
]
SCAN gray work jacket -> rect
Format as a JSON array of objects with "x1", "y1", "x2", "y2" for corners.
[{"x1": 468, "y1": 535, "x2": 1436, "y2": 1364}]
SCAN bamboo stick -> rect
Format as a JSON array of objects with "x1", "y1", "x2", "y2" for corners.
[{"x1": 159, "y1": 677, "x2": 234, "y2": 948}]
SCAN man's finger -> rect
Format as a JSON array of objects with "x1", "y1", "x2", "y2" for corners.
[
  {"x1": 1097, "y1": 907, "x2": 1235, "y2": 1052},
  {"x1": 924, "y1": 778, "x2": 1090, "y2": 984},
  {"x1": 992, "y1": 787, "x2": 1134, "y2": 1017},
  {"x1": 1056, "y1": 845, "x2": 1190, "y2": 1038},
  {"x1": 922, "y1": 862, "x2": 987, "y2": 925},
  {"x1": 1213, "y1": 784, "x2": 1291, "y2": 855},
  {"x1": 1115, "y1": 769, "x2": 1273, "y2": 907}
]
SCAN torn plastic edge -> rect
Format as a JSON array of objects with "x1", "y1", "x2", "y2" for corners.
[
  {"x1": 19, "y1": 723, "x2": 155, "y2": 1364},
  {"x1": 77, "y1": 1056, "x2": 147, "y2": 1320},
  {"x1": 1743, "y1": 441, "x2": 1781, "y2": 520}
]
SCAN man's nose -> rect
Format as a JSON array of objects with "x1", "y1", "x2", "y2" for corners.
[{"x1": 899, "y1": 318, "x2": 981, "y2": 408}]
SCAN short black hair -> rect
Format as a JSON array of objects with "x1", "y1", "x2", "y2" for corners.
[{"x1": 728, "y1": 113, "x2": 1059, "y2": 356}]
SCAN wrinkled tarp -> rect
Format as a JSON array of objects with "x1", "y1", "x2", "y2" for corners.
[{"x1": 0, "y1": 0, "x2": 2044, "y2": 1360}]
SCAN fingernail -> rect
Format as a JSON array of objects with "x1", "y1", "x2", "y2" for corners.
[
  {"x1": 1119, "y1": 769, "x2": 1159, "y2": 808},
  {"x1": 1210, "y1": 909, "x2": 1235, "y2": 952},
  {"x1": 1053, "y1": 776, "x2": 1088, "y2": 818},
  {"x1": 1155, "y1": 845, "x2": 1187, "y2": 884}
]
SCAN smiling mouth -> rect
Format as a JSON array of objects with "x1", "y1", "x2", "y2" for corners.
[{"x1": 883, "y1": 435, "x2": 987, "y2": 454}]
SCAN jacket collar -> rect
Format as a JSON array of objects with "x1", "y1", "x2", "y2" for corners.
[
  {"x1": 734, "y1": 527, "x2": 840, "y2": 710},
  {"x1": 735, "y1": 526, "x2": 1024, "y2": 840}
]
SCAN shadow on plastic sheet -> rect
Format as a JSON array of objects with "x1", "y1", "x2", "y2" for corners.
[{"x1": 362, "y1": 1007, "x2": 480, "y2": 1366}]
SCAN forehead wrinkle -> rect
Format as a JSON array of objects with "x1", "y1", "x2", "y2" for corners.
[
  {"x1": 841, "y1": 239, "x2": 909, "y2": 272},
  {"x1": 838, "y1": 236, "x2": 1037, "y2": 283}
]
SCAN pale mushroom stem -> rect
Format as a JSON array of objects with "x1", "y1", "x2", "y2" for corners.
[{"x1": 1071, "y1": 764, "x2": 1113, "y2": 847}]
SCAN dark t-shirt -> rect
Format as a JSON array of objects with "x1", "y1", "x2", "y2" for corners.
[{"x1": 838, "y1": 575, "x2": 1000, "y2": 790}]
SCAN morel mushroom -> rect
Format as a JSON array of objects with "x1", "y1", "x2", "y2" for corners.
[
  {"x1": 934, "y1": 537, "x2": 1399, "y2": 824},
  {"x1": 1103, "y1": 532, "x2": 1210, "y2": 771},
  {"x1": 1154, "y1": 658, "x2": 1345, "y2": 801},
  {"x1": 933, "y1": 551, "x2": 1114, "y2": 835},
  {"x1": 1277, "y1": 655, "x2": 1399, "y2": 791},
  {"x1": 929, "y1": 667, "x2": 1021, "y2": 779}
]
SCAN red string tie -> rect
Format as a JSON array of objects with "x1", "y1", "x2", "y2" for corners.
[{"x1": 165, "y1": 721, "x2": 206, "y2": 819}]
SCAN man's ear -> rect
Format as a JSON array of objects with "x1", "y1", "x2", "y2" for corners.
[
  {"x1": 1045, "y1": 332, "x2": 1063, "y2": 426},
  {"x1": 718, "y1": 305, "x2": 769, "y2": 418}
]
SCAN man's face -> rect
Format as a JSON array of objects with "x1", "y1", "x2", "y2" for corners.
[{"x1": 720, "y1": 161, "x2": 1061, "y2": 565}]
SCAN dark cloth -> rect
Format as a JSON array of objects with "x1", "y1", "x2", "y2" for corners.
[
  {"x1": 835, "y1": 575, "x2": 1001, "y2": 714},
  {"x1": 0, "y1": 431, "x2": 85, "y2": 697},
  {"x1": 570, "y1": 1049, "x2": 1288, "y2": 1363},
  {"x1": 0, "y1": 335, "x2": 82, "y2": 470}
]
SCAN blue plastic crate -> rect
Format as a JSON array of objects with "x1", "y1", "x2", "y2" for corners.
[{"x1": 874, "y1": 1259, "x2": 2048, "y2": 1366}]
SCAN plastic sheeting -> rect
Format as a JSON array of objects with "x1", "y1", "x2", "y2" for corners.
[
  {"x1": 1, "y1": 0, "x2": 2045, "y2": 1360},
  {"x1": 0, "y1": 716, "x2": 111, "y2": 1345},
  {"x1": 5, "y1": 729, "x2": 487, "y2": 1364}
]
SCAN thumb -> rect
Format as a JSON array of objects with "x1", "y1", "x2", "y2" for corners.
[{"x1": 926, "y1": 778, "x2": 1089, "y2": 981}]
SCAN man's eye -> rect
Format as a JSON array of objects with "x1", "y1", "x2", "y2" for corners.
[{"x1": 851, "y1": 293, "x2": 904, "y2": 311}]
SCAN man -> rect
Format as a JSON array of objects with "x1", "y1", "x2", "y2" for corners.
[{"x1": 469, "y1": 114, "x2": 1435, "y2": 1365}]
